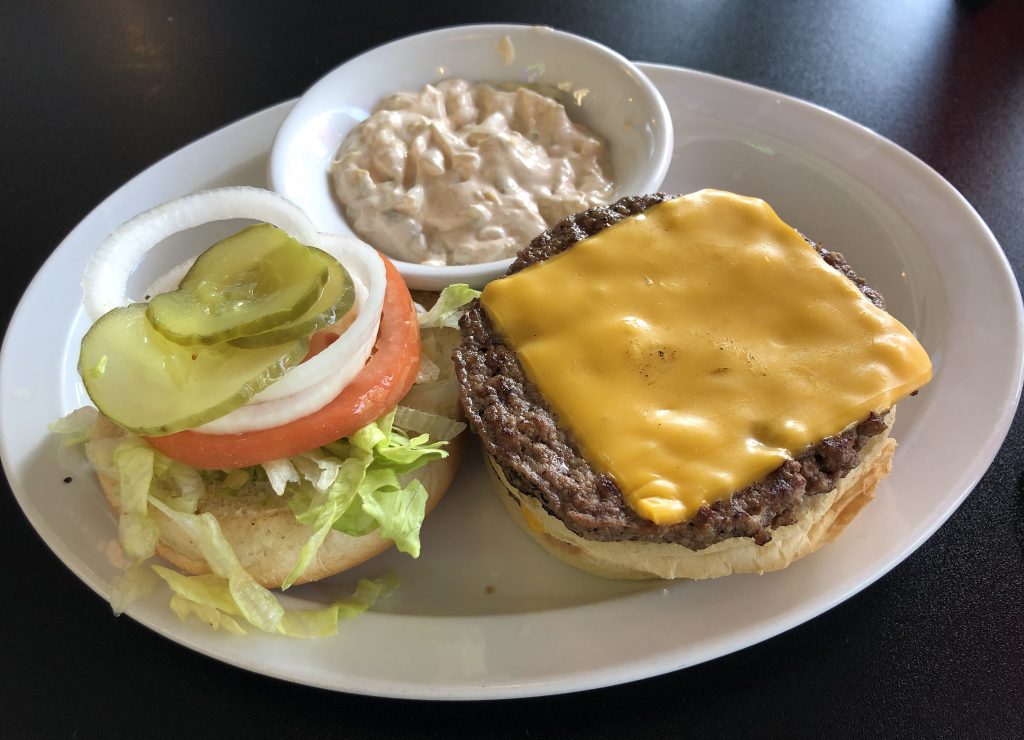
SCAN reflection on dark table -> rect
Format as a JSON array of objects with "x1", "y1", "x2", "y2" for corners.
[{"x1": 2, "y1": 1, "x2": 1022, "y2": 737}]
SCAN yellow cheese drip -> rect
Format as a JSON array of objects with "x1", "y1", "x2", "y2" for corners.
[{"x1": 481, "y1": 190, "x2": 932, "y2": 526}]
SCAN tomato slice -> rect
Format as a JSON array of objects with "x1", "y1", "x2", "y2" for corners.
[{"x1": 145, "y1": 255, "x2": 420, "y2": 469}]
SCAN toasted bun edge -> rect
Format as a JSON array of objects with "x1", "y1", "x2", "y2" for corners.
[
  {"x1": 91, "y1": 417, "x2": 464, "y2": 589},
  {"x1": 485, "y1": 422, "x2": 896, "y2": 580}
]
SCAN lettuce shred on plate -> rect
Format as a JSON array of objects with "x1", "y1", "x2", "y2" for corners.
[{"x1": 49, "y1": 285, "x2": 478, "y2": 638}]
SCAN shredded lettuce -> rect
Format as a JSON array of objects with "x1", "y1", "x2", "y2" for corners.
[
  {"x1": 222, "y1": 468, "x2": 250, "y2": 491},
  {"x1": 52, "y1": 404, "x2": 446, "y2": 637},
  {"x1": 261, "y1": 457, "x2": 299, "y2": 495},
  {"x1": 394, "y1": 405, "x2": 466, "y2": 442},
  {"x1": 155, "y1": 568, "x2": 240, "y2": 613},
  {"x1": 279, "y1": 412, "x2": 448, "y2": 588},
  {"x1": 170, "y1": 594, "x2": 248, "y2": 635},
  {"x1": 285, "y1": 456, "x2": 366, "y2": 587},
  {"x1": 294, "y1": 448, "x2": 345, "y2": 492},
  {"x1": 82, "y1": 435, "x2": 119, "y2": 478},
  {"x1": 280, "y1": 574, "x2": 396, "y2": 638},
  {"x1": 352, "y1": 412, "x2": 391, "y2": 450},
  {"x1": 113, "y1": 437, "x2": 155, "y2": 515},
  {"x1": 276, "y1": 604, "x2": 342, "y2": 639},
  {"x1": 153, "y1": 564, "x2": 395, "y2": 638},
  {"x1": 167, "y1": 463, "x2": 205, "y2": 510},
  {"x1": 361, "y1": 481, "x2": 428, "y2": 557},
  {"x1": 148, "y1": 496, "x2": 286, "y2": 631},
  {"x1": 377, "y1": 433, "x2": 448, "y2": 472},
  {"x1": 48, "y1": 406, "x2": 99, "y2": 445},
  {"x1": 158, "y1": 568, "x2": 248, "y2": 635},
  {"x1": 110, "y1": 561, "x2": 160, "y2": 615},
  {"x1": 329, "y1": 492, "x2": 379, "y2": 538},
  {"x1": 416, "y1": 283, "x2": 480, "y2": 329},
  {"x1": 118, "y1": 512, "x2": 159, "y2": 561}
]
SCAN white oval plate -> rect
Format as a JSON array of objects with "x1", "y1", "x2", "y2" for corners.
[{"x1": 2, "y1": 63, "x2": 1021, "y2": 700}]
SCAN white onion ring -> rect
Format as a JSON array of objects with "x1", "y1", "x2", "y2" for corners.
[
  {"x1": 82, "y1": 187, "x2": 318, "y2": 321},
  {"x1": 82, "y1": 187, "x2": 389, "y2": 437},
  {"x1": 195, "y1": 234, "x2": 386, "y2": 434}
]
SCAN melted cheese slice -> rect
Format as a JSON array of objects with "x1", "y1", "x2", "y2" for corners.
[{"x1": 481, "y1": 190, "x2": 932, "y2": 526}]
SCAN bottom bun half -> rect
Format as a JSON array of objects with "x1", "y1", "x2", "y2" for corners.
[
  {"x1": 486, "y1": 425, "x2": 896, "y2": 581},
  {"x1": 90, "y1": 415, "x2": 463, "y2": 589}
]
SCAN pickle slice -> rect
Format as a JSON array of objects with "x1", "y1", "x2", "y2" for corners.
[
  {"x1": 79, "y1": 303, "x2": 309, "y2": 435},
  {"x1": 230, "y1": 247, "x2": 355, "y2": 349},
  {"x1": 147, "y1": 224, "x2": 328, "y2": 346}
]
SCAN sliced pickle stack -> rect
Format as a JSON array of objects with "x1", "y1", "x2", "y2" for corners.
[{"x1": 79, "y1": 224, "x2": 355, "y2": 435}]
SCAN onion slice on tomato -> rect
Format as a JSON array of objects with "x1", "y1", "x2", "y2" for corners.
[
  {"x1": 81, "y1": 186, "x2": 388, "y2": 436},
  {"x1": 145, "y1": 255, "x2": 421, "y2": 470},
  {"x1": 82, "y1": 187, "x2": 318, "y2": 321},
  {"x1": 195, "y1": 234, "x2": 386, "y2": 434}
]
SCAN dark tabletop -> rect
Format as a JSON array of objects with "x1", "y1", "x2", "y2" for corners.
[{"x1": 3, "y1": 1, "x2": 1023, "y2": 737}]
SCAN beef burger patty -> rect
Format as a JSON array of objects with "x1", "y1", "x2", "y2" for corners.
[{"x1": 454, "y1": 193, "x2": 890, "y2": 551}]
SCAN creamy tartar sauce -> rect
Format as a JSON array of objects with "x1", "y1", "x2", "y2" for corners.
[{"x1": 329, "y1": 79, "x2": 614, "y2": 266}]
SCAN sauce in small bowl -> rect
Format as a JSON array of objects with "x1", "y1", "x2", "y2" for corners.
[{"x1": 269, "y1": 24, "x2": 674, "y2": 290}]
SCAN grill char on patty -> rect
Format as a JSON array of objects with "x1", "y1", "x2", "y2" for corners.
[{"x1": 453, "y1": 193, "x2": 890, "y2": 550}]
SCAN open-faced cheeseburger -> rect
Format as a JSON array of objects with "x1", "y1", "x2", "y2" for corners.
[
  {"x1": 454, "y1": 189, "x2": 932, "y2": 580},
  {"x1": 55, "y1": 188, "x2": 473, "y2": 636}
]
